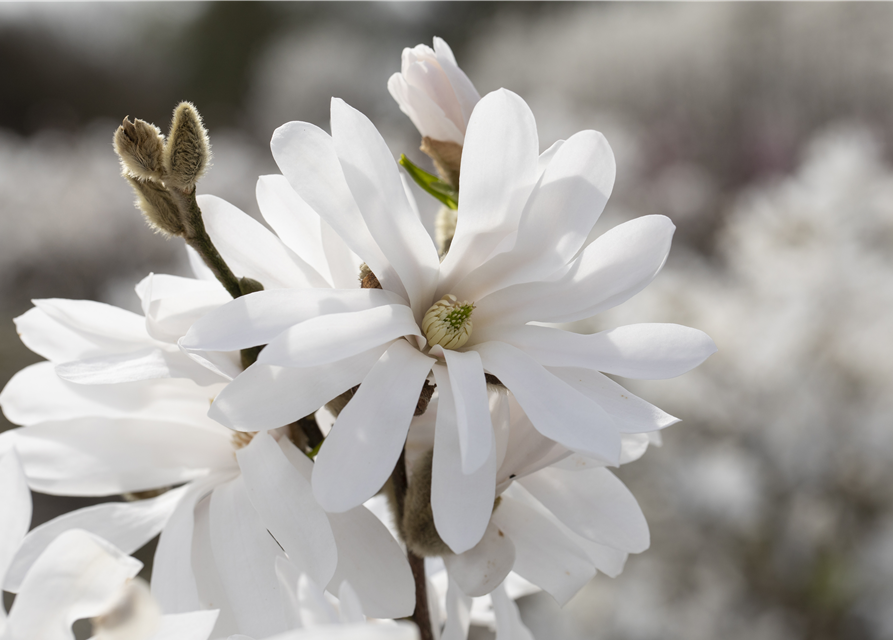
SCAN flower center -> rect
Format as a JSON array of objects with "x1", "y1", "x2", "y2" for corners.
[{"x1": 422, "y1": 294, "x2": 475, "y2": 349}]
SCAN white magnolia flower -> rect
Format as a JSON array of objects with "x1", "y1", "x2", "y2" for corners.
[
  {"x1": 182, "y1": 89, "x2": 716, "y2": 557},
  {"x1": 0, "y1": 274, "x2": 414, "y2": 637},
  {"x1": 387, "y1": 37, "x2": 481, "y2": 146}
]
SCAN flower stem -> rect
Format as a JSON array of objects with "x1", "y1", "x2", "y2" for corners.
[
  {"x1": 392, "y1": 447, "x2": 435, "y2": 640},
  {"x1": 177, "y1": 189, "x2": 242, "y2": 299}
]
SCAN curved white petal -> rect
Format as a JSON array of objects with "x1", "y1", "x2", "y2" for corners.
[
  {"x1": 14, "y1": 418, "x2": 233, "y2": 496},
  {"x1": 5, "y1": 530, "x2": 141, "y2": 640},
  {"x1": 430, "y1": 364, "x2": 496, "y2": 554},
  {"x1": 236, "y1": 432, "x2": 337, "y2": 587},
  {"x1": 270, "y1": 121, "x2": 404, "y2": 300},
  {"x1": 331, "y1": 99, "x2": 440, "y2": 317},
  {"x1": 547, "y1": 367, "x2": 679, "y2": 432},
  {"x1": 208, "y1": 343, "x2": 390, "y2": 432},
  {"x1": 146, "y1": 611, "x2": 219, "y2": 640},
  {"x1": 473, "y1": 215, "x2": 676, "y2": 327},
  {"x1": 258, "y1": 304, "x2": 422, "y2": 369},
  {"x1": 491, "y1": 497, "x2": 594, "y2": 606},
  {"x1": 5, "y1": 485, "x2": 187, "y2": 593},
  {"x1": 256, "y1": 174, "x2": 332, "y2": 285},
  {"x1": 0, "y1": 449, "x2": 31, "y2": 602},
  {"x1": 490, "y1": 582, "x2": 535, "y2": 640},
  {"x1": 209, "y1": 476, "x2": 289, "y2": 638},
  {"x1": 441, "y1": 349, "x2": 492, "y2": 474},
  {"x1": 30, "y1": 298, "x2": 147, "y2": 352},
  {"x1": 474, "y1": 342, "x2": 621, "y2": 465},
  {"x1": 181, "y1": 288, "x2": 404, "y2": 353},
  {"x1": 494, "y1": 324, "x2": 718, "y2": 380},
  {"x1": 139, "y1": 273, "x2": 231, "y2": 347},
  {"x1": 13, "y1": 307, "x2": 105, "y2": 363},
  {"x1": 518, "y1": 466, "x2": 649, "y2": 553},
  {"x1": 441, "y1": 576, "x2": 472, "y2": 640},
  {"x1": 443, "y1": 520, "x2": 515, "y2": 598},
  {"x1": 313, "y1": 340, "x2": 434, "y2": 512},
  {"x1": 439, "y1": 90, "x2": 539, "y2": 294},
  {"x1": 55, "y1": 347, "x2": 222, "y2": 387},
  {"x1": 198, "y1": 194, "x2": 329, "y2": 291}
]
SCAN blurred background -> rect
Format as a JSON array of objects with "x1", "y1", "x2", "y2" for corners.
[{"x1": 2, "y1": 3, "x2": 893, "y2": 639}]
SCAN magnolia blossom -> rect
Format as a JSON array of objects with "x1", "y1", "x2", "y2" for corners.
[
  {"x1": 183, "y1": 89, "x2": 715, "y2": 558},
  {"x1": 387, "y1": 37, "x2": 480, "y2": 146},
  {"x1": 0, "y1": 271, "x2": 413, "y2": 637}
]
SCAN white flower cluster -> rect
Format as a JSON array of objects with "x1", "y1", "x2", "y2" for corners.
[{"x1": 0, "y1": 38, "x2": 715, "y2": 640}]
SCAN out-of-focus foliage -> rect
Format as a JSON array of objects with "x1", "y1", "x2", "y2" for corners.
[{"x1": 1, "y1": 3, "x2": 892, "y2": 639}]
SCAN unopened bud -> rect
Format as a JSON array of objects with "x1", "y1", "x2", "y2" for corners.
[
  {"x1": 401, "y1": 450, "x2": 450, "y2": 557},
  {"x1": 113, "y1": 118, "x2": 166, "y2": 182},
  {"x1": 421, "y1": 136, "x2": 462, "y2": 190},
  {"x1": 359, "y1": 263, "x2": 382, "y2": 290},
  {"x1": 127, "y1": 176, "x2": 185, "y2": 237},
  {"x1": 238, "y1": 276, "x2": 265, "y2": 295},
  {"x1": 163, "y1": 102, "x2": 211, "y2": 191},
  {"x1": 422, "y1": 294, "x2": 474, "y2": 349}
]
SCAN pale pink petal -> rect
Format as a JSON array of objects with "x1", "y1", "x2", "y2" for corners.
[{"x1": 313, "y1": 340, "x2": 434, "y2": 512}]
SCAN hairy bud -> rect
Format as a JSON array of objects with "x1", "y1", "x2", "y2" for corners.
[
  {"x1": 113, "y1": 118, "x2": 166, "y2": 182},
  {"x1": 163, "y1": 102, "x2": 211, "y2": 191},
  {"x1": 359, "y1": 263, "x2": 382, "y2": 290},
  {"x1": 401, "y1": 450, "x2": 451, "y2": 557},
  {"x1": 421, "y1": 136, "x2": 462, "y2": 190},
  {"x1": 126, "y1": 176, "x2": 185, "y2": 237}
]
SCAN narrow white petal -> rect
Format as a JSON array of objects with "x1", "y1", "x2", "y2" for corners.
[
  {"x1": 313, "y1": 340, "x2": 434, "y2": 512},
  {"x1": 441, "y1": 577, "x2": 472, "y2": 640},
  {"x1": 331, "y1": 99, "x2": 440, "y2": 317},
  {"x1": 151, "y1": 472, "x2": 234, "y2": 614},
  {"x1": 181, "y1": 288, "x2": 404, "y2": 352},
  {"x1": 5, "y1": 530, "x2": 141, "y2": 640},
  {"x1": 491, "y1": 497, "x2": 594, "y2": 606},
  {"x1": 474, "y1": 342, "x2": 621, "y2": 465},
  {"x1": 441, "y1": 350, "x2": 492, "y2": 474},
  {"x1": 296, "y1": 573, "x2": 339, "y2": 626},
  {"x1": 139, "y1": 273, "x2": 231, "y2": 346},
  {"x1": 146, "y1": 611, "x2": 219, "y2": 640},
  {"x1": 491, "y1": 582, "x2": 535, "y2": 640},
  {"x1": 0, "y1": 450, "x2": 31, "y2": 600},
  {"x1": 209, "y1": 476, "x2": 289, "y2": 638},
  {"x1": 198, "y1": 194, "x2": 329, "y2": 290},
  {"x1": 236, "y1": 432, "x2": 338, "y2": 587},
  {"x1": 443, "y1": 521, "x2": 515, "y2": 597},
  {"x1": 31, "y1": 298, "x2": 147, "y2": 351},
  {"x1": 258, "y1": 304, "x2": 422, "y2": 369},
  {"x1": 547, "y1": 367, "x2": 679, "y2": 433},
  {"x1": 13, "y1": 306, "x2": 104, "y2": 363},
  {"x1": 430, "y1": 365, "x2": 496, "y2": 554},
  {"x1": 496, "y1": 324, "x2": 718, "y2": 380},
  {"x1": 208, "y1": 343, "x2": 390, "y2": 432},
  {"x1": 439, "y1": 90, "x2": 539, "y2": 295},
  {"x1": 337, "y1": 582, "x2": 365, "y2": 625},
  {"x1": 518, "y1": 466, "x2": 649, "y2": 553},
  {"x1": 55, "y1": 347, "x2": 222, "y2": 387},
  {"x1": 5, "y1": 485, "x2": 186, "y2": 593},
  {"x1": 270, "y1": 121, "x2": 405, "y2": 300}
]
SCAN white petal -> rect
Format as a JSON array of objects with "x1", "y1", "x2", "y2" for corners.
[
  {"x1": 518, "y1": 466, "x2": 649, "y2": 553},
  {"x1": 453, "y1": 129, "x2": 615, "y2": 301},
  {"x1": 296, "y1": 573, "x2": 338, "y2": 626},
  {"x1": 441, "y1": 350, "x2": 492, "y2": 474},
  {"x1": 55, "y1": 347, "x2": 222, "y2": 387},
  {"x1": 209, "y1": 476, "x2": 289, "y2": 638},
  {"x1": 5, "y1": 530, "x2": 141, "y2": 640},
  {"x1": 14, "y1": 418, "x2": 232, "y2": 496},
  {"x1": 313, "y1": 340, "x2": 434, "y2": 512},
  {"x1": 256, "y1": 174, "x2": 332, "y2": 285},
  {"x1": 30, "y1": 298, "x2": 147, "y2": 351},
  {"x1": 474, "y1": 342, "x2": 621, "y2": 465},
  {"x1": 258, "y1": 304, "x2": 422, "y2": 368},
  {"x1": 271, "y1": 121, "x2": 404, "y2": 300},
  {"x1": 198, "y1": 194, "x2": 329, "y2": 290},
  {"x1": 140, "y1": 273, "x2": 231, "y2": 346},
  {"x1": 181, "y1": 288, "x2": 404, "y2": 352},
  {"x1": 320, "y1": 218, "x2": 362, "y2": 289},
  {"x1": 190, "y1": 494, "x2": 238, "y2": 636},
  {"x1": 441, "y1": 577, "x2": 472, "y2": 640},
  {"x1": 547, "y1": 367, "x2": 679, "y2": 432},
  {"x1": 208, "y1": 343, "x2": 390, "y2": 432},
  {"x1": 491, "y1": 583, "x2": 534, "y2": 640},
  {"x1": 432, "y1": 37, "x2": 480, "y2": 125},
  {"x1": 474, "y1": 215, "x2": 675, "y2": 327},
  {"x1": 443, "y1": 521, "x2": 515, "y2": 598},
  {"x1": 495, "y1": 324, "x2": 717, "y2": 380},
  {"x1": 5, "y1": 485, "x2": 187, "y2": 593},
  {"x1": 326, "y1": 506, "x2": 416, "y2": 619},
  {"x1": 236, "y1": 432, "x2": 337, "y2": 587},
  {"x1": 147, "y1": 611, "x2": 219, "y2": 640},
  {"x1": 438, "y1": 90, "x2": 539, "y2": 295},
  {"x1": 151, "y1": 474, "x2": 233, "y2": 615},
  {"x1": 331, "y1": 99, "x2": 440, "y2": 317},
  {"x1": 337, "y1": 581, "x2": 365, "y2": 625},
  {"x1": 491, "y1": 497, "x2": 594, "y2": 606},
  {"x1": 13, "y1": 306, "x2": 105, "y2": 363},
  {"x1": 430, "y1": 365, "x2": 496, "y2": 554},
  {"x1": 0, "y1": 449, "x2": 31, "y2": 600}
]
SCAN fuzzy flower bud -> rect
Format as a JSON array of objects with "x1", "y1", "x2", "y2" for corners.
[
  {"x1": 113, "y1": 118, "x2": 166, "y2": 182},
  {"x1": 163, "y1": 102, "x2": 211, "y2": 191},
  {"x1": 126, "y1": 176, "x2": 185, "y2": 237},
  {"x1": 388, "y1": 37, "x2": 480, "y2": 148},
  {"x1": 422, "y1": 294, "x2": 474, "y2": 350}
]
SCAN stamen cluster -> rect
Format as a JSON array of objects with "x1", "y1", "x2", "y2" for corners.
[{"x1": 422, "y1": 294, "x2": 475, "y2": 349}]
